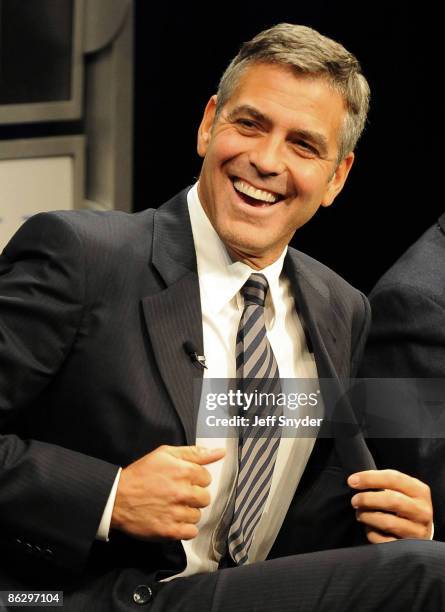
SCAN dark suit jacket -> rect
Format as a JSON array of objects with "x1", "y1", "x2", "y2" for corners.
[
  {"x1": 360, "y1": 213, "x2": 445, "y2": 540},
  {"x1": 0, "y1": 188, "x2": 374, "y2": 592}
]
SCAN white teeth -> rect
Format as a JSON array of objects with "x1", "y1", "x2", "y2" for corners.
[{"x1": 233, "y1": 179, "x2": 280, "y2": 204}]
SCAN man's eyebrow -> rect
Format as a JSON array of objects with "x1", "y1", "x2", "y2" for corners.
[
  {"x1": 289, "y1": 129, "x2": 329, "y2": 157},
  {"x1": 225, "y1": 105, "x2": 272, "y2": 127},
  {"x1": 225, "y1": 105, "x2": 330, "y2": 157}
]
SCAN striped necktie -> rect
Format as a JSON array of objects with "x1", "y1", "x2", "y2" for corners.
[{"x1": 227, "y1": 273, "x2": 282, "y2": 565}]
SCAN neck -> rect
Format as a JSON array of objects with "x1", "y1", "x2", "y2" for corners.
[{"x1": 225, "y1": 245, "x2": 281, "y2": 270}]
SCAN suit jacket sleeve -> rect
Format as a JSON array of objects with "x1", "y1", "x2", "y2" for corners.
[
  {"x1": 361, "y1": 283, "x2": 445, "y2": 377},
  {"x1": 0, "y1": 213, "x2": 119, "y2": 573}
]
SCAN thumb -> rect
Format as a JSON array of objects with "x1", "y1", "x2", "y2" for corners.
[{"x1": 168, "y1": 445, "x2": 225, "y2": 465}]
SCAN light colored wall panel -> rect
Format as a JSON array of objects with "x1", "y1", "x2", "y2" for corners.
[
  {"x1": 0, "y1": 156, "x2": 73, "y2": 250},
  {"x1": 0, "y1": 136, "x2": 85, "y2": 250}
]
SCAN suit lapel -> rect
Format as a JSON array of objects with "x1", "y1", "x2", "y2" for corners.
[
  {"x1": 141, "y1": 189, "x2": 204, "y2": 445},
  {"x1": 284, "y1": 250, "x2": 343, "y2": 379},
  {"x1": 284, "y1": 250, "x2": 375, "y2": 473}
]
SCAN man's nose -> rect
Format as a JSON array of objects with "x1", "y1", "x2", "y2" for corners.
[{"x1": 248, "y1": 136, "x2": 286, "y2": 176}]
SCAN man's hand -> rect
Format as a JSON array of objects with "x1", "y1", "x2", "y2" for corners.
[
  {"x1": 347, "y1": 469, "x2": 433, "y2": 543},
  {"x1": 111, "y1": 445, "x2": 225, "y2": 541}
]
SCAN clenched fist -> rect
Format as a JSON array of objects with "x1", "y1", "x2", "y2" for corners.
[{"x1": 111, "y1": 445, "x2": 225, "y2": 541}]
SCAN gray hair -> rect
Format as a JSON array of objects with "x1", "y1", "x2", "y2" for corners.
[{"x1": 216, "y1": 23, "x2": 370, "y2": 162}]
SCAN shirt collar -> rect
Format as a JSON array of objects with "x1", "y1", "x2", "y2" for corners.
[{"x1": 187, "y1": 183, "x2": 287, "y2": 319}]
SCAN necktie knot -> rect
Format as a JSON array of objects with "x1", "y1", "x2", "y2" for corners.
[{"x1": 241, "y1": 273, "x2": 268, "y2": 308}]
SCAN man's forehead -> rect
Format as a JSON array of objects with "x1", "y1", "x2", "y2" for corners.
[
  {"x1": 224, "y1": 65, "x2": 345, "y2": 114},
  {"x1": 230, "y1": 62, "x2": 333, "y2": 94},
  {"x1": 219, "y1": 65, "x2": 345, "y2": 145}
]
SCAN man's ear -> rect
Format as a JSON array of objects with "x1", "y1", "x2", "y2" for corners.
[
  {"x1": 321, "y1": 152, "x2": 355, "y2": 207},
  {"x1": 197, "y1": 95, "x2": 218, "y2": 158}
]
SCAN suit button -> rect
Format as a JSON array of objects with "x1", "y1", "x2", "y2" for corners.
[{"x1": 133, "y1": 585, "x2": 153, "y2": 605}]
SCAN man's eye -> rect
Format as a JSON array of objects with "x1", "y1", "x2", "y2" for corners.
[
  {"x1": 237, "y1": 119, "x2": 256, "y2": 129},
  {"x1": 298, "y1": 141, "x2": 313, "y2": 151},
  {"x1": 295, "y1": 141, "x2": 318, "y2": 156}
]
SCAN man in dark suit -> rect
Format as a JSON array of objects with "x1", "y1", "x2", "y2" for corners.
[
  {"x1": 0, "y1": 23, "x2": 443, "y2": 612},
  {"x1": 361, "y1": 213, "x2": 445, "y2": 541}
]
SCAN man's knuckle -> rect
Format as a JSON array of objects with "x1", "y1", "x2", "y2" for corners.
[
  {"x1": 177, "y1": 463, "x2": 192, "y2": 480},
  {"x1": 386, "y1": 469, "x2": 400, "y2": 477},
  {"x1": 167, "y1": 524, "x2": 182, "y2": 540},
  {"x1": 381, "y1": 514, "x2": 397, "y2": 532},
  {"x1": 159, "y1": 522, "x2": 176, "y2": 539},
  {"x1": 171, "y1": 505, "x2": 183, "y2": 520},
  {"x1": 200, "y1": 490, "x2": 211, "y2": 506},
  {"x1": 387, "y1": 491, "x2": 402, "y2": 512},
  {"x1": 190, "y1": 508, "x2": 201, "y2": 524},
  {"x1": 421, "y1": 502, "x2": 433, "y2": 523},
  {"x1": 385, "y1": 469, "x2": 400, "y2": 488},
  {"x1": 172, "y1": 487, "x2": 187, "y2": 504},
  {"x1": 420, "y1": 481, "x2": 432, "y2": 498},
  {"x1": 190, "y1": 465, "x2": 204, "y2": 483},
  {"x1": 181, "y1": 525, "x2": 199, "y2": 541},
  {"x1": 199, "y1": 467, "x2": 212, "y2": 486}
]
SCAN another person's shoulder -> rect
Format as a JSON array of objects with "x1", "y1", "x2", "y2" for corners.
[
  {"x1": 287, "y1": 245, "x2": 366, "y2": 304},
  {"x1": 371, "y1": 215, "x2": 445, "y2": 302}
]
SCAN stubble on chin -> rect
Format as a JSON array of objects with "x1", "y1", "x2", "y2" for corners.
[{"x1": 218, "y1": 226, "x2": 281, "y2": 269}]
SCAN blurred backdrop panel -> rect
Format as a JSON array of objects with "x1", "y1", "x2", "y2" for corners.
[
  {"x1": 0, "y1": 0, "x2": 134, "y2": 249},
  {"x1": 0, "y1": 0, "x2": 83, "y2": 123},
  {"x1": 0, "y1": 0, "x2": 73, "y2": 104}
]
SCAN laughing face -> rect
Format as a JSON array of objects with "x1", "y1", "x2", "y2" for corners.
[{"x1": 197, "y1": 62, "x2": 355, "y2": 269}]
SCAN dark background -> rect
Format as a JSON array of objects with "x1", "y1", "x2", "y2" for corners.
[
  {"x1": 0, "y1": 0, "x2": 73, "y2": 104},
  {"x1": 133, "y1": 0, "x2": 442, "y2": 294}
]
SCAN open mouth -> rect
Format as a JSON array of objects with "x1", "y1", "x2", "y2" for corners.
[{"x1": 231, "y1": 177, "x2": 284, "y2": 207}]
